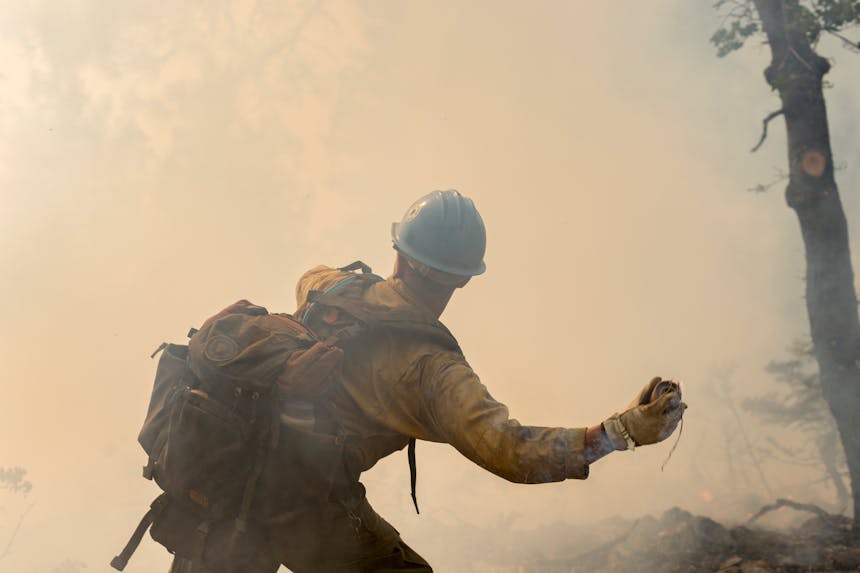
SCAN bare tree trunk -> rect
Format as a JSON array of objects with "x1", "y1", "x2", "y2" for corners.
[
  {"x1": 818, "y1": 430, "x2": 851, "y2": 512},
  {"x1": 752, "y1": 0, "x2": 860, "y2": 541}
]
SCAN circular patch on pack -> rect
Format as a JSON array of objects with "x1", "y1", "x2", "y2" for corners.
[{"x1": 204, "y1": 335, "x2": 239, "y2": 362}]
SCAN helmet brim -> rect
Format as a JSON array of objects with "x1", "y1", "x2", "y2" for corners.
[{"x1": 391, "y1": 222, "x2": 486, "y2": 277}]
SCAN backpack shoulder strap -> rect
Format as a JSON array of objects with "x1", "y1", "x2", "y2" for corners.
[
  {"x1": 298, "y1": 262, "x2": 383, "y2": 324},
  {"x1": 338, "y1": 260, "x2": 374, "y2": 274},
  {"x1": 311, "y1": 288, "x2": 461, "y2": 353}
]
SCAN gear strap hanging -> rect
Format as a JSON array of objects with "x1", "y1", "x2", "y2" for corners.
[
  {"x1": 110, "y1": 494, "x2": 168, "y2": 571},
  {"x1": 408, "y1": 438, "x2": 419, "y2": 514}
]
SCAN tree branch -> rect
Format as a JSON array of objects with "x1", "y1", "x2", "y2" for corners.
[
  {"x1": 824, "y1": 29, "x2": 860, "y2": 53},
  {"x1": 719, "y1": 377, "x2": 776, "y2": 497},
  {"x1": 0, "y1": 503, "x2": 34, "y2": 560},
  {"x1": 747, "y1": 498, "x2": 837, "y2": 524},
  {"x1": 751, "y1": 108, "x2": 785, "y2": 152}
]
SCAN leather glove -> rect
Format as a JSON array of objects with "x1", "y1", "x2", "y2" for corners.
[{"x1": 603, "y1": 377, "x2": 687, "y2": 451}]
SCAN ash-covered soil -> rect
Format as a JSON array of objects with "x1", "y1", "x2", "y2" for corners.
[{"x1": 516, "y1": 507, "x2": 859, "y2": 573}]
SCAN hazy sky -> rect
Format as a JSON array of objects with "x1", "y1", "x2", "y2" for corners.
[{"x1": 2, "y1": 1, "x2": 859, "y2": 572}]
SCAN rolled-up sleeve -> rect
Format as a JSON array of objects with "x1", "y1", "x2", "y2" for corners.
[{"x1": 417, "y1": 353, "x2": 589, "y2": 483}]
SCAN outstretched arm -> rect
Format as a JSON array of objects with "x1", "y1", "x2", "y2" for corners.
[
  {"x1": 415, "y1": 354, "x2": 685, "y2": 483},
  {"x1": 416, "y1": 354, "x2": 597, "y2": 483},
  {"x1": 584, "y1": 424, "x2": 616, "y2": 464}
]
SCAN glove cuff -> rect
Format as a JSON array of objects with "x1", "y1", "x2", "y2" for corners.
[{"x1": 603, "y1": 414, "x2": 636, "y2": 452}]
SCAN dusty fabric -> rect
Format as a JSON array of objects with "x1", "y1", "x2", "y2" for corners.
[
  {"x1": 265, "y1": 491, "x2": 431, "y2": 572},
  {"x1": 168, "y1": 264, "x2": 591, "y2": 572},
  {"x1": 188, "y1": 300, "x2": 320, "y2": 395},
  {"x1": 169, "y1": 493, "x2": 430, "y2": 573},
  {"x1": 295, "y1": 265, "x2": 590, "y2": 485},
  {"x1": 168, "y1": 553, "x2": 278, "y2": 573}
]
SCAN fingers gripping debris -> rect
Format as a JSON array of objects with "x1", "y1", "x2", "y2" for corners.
[{"x1": 603, "y1": 377, "x2": 688, "y2": 451}]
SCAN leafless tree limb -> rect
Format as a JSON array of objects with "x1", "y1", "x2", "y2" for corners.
[
  {"x1": 0, "y1": 503, "x2": 34, "y2": 561},
  {"x1": 824, "y1": 28, "x2": 860, "y2": 53},
  {"x1": 747, "y1": 498, "x2": 837, "y2": 525},
  {"x1": 751, "y1": 108, "x2": 785, "y2": 152}
]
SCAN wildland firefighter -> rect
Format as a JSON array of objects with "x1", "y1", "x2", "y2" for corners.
[{"x1": 113, "y1": 189, "x2": 687, "y2": 573}]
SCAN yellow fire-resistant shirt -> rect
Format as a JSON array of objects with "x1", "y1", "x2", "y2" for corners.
[{"x1": 295, "y1": 265, "x2": 590, "y2": 484}]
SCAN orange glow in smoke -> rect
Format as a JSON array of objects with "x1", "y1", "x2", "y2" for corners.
[{"x1": 701, "y1": 489, "x2": 714, "y2": 503}]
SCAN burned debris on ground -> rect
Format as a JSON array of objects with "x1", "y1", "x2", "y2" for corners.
[{"x1": 516, "y1": 504, "x2": 859, "y2": 573}]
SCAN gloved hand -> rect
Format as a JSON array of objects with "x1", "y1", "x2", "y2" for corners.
[{"x1": 603, "y1": 377, "x2": 687, "y2": 451}]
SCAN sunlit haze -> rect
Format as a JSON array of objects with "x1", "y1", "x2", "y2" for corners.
[{"x1": 2, "y1": 1, "x2": 859, "y2": 571}]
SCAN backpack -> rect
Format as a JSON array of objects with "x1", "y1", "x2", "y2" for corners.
[{"x1": 111, "y1": 263, "x2": 459, "y2": 572}]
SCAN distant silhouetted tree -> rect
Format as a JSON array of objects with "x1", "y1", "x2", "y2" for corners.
[
  {"x1": 712, "y1": 0, "x2": 860, "y2": 540},
  {"x1": 744, "y1": 340, "x2": 850, "y2": 510},
  {"x1": 0, "y1": 466, "x2": 32, "y2": 560},
  {"x1": 0, "y1": 467, "x2": 32, "y2": 495}
]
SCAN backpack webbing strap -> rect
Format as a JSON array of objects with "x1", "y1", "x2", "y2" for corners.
[
  {"x1": 230, "y1": 419, "x2": 272, "y2": 553},
  {"x1": 408, "y1": 438, "x2": 419, "y2": 514},
  {"x1": 193, "y1": 521, "x2": 211, "y2": 561},
  {"x1": 338, "y1": 261, "x2": 373, "y2": 274},
  {"x1": 301, "y1": 271, "x2": 383, "y2": 325},
  {"x1": 110, "y1": 494, "x2": 168, "y2": 571}
]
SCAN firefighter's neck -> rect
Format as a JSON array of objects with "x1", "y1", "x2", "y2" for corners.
[{"x1": 393, "y1": 254, "x2": 457, "y2": 319}]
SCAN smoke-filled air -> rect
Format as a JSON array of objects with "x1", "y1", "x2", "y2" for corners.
[{"x1": 2, "y1": 1, "x2": 860, "y2": 572}]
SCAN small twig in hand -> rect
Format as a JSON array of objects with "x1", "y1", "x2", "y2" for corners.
[
  {"x1": 661, "y1": 418, "x2": 684, "y2": 471},
  {"x1": 751, "y1": 109, "x2": 785, "y2": 152}
]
